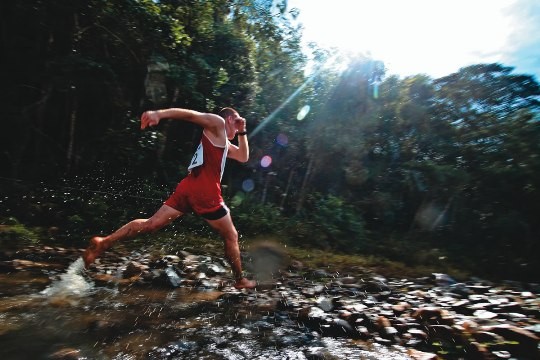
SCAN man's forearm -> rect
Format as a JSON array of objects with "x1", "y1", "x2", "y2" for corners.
[
  {"x1": 236, "y1": 134, "x2": 249, "y2": 162},
  {"x1": 155, "y1": 108, "x2": 202, "y2": 122},
  {"x1": 153, "y1": 108, "x2": 223, "y2": 130}
]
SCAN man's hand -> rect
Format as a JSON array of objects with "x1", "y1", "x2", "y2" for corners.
[
  {"x1": 141, "y1": 110, "x2": 160, "y2": 130},
  {"x1": 234, "y1": 117, "x2": 247, "y2": 133}
]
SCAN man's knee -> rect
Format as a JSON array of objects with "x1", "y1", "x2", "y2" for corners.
[
  {"x1": 143, "y1": 218, "x2": 165, "y2": 233},
  {"x1": 230, "y1": 228, "x2": 239, "y2": 241},
  {"x1": 222, "y1": 228, "x2": 238, "y2": 243}
]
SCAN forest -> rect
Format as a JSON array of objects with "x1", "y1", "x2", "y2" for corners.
[{"x1": 1, "y1": 0, "x2": 539, "y2": 281}]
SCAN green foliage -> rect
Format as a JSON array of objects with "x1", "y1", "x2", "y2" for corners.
[
  {"x1": 290, "y1": 194, "x2": 367, "y2": 252},
  {"x1": 231, "y1": 194, "x2": 287, "y2": 235},
  {"x1": 1, "y1": 1, "x2": 539, "y2": 281},
  {"x1": 0, "y1": 218, "x2": 39, "y2": 244}
]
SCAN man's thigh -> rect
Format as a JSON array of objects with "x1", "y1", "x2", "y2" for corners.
[
  {"x1": 204, "y1": 212, "x2": 236, "y2": 236},
  {"x1": 148, "y1": 204, "x2": 183, "y2": 228}
]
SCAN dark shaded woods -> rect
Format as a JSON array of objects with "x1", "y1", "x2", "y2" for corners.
[{"x1": 1, "y1": 1, "x2": 539, "y2": 281}]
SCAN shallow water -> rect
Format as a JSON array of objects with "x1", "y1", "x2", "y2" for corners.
[
  {"x1": 40, "y1": 258, "x2": 92, "y2": 297},
  {"x1": 0, "y1": 257, "x2": 413, "y2": 360}
]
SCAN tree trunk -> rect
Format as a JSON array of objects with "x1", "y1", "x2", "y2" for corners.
[
  {"x1": 280, "y1": 168, "x2": 295, "y2": 211},
  {"x1": 295, "y1": 156, "x2": 315, "y2": 215},
  {"x1": 66, "y1": 87, "x2": 77, "y2": 174},
  {"x1": 261, "y1": 172, "x2": 276, "y2": 205}
]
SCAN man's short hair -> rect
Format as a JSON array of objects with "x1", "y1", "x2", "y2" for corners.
[{"x1": 219, "y1": 107, "x2": 237, "y2": 119}]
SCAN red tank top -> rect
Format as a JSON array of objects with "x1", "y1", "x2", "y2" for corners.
[{"x1": 186, "y1": 130, "x2": 228, "y2": 193}]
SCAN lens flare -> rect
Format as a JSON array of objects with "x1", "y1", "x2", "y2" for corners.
[
  {"x1": 276, "y1": 133, "x2": 288, "y2": 146},
  {"x1": 249, "y1": 55, "x2": 342, "y2": 138},
  {"x1": 297, "y1": 105, "x2": 310, "y2": 121},
  {"x1": 242, "y1": 178, "x2": 255, "y2": 192},
  {"x1": 260, "y1": 155, "x2": 272, "y2": 168}
]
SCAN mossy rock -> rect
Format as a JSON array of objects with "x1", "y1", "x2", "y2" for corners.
[{"x1": 0, "y1": 222, "x2": 38, "y2": 243}]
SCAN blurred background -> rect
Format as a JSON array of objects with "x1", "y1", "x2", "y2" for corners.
[{"x1": 1, "y1": 0, "x2": 538, "y2": 281}]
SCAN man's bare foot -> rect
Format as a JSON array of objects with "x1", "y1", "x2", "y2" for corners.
[
  {"x1": 234, "y1": 277, "x2": 257, "y2": 289},
  {"x1": 82, "y1": 236, "x2": 108, "y2": 268}
]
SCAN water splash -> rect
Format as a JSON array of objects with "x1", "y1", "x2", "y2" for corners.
[{"x1": 41, "y1": 257, "x2": 94, "y2": 297}]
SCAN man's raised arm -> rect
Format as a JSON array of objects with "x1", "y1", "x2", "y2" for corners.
[{"x1": 140, "y1": 108, "x2": 224, "y2": 131}]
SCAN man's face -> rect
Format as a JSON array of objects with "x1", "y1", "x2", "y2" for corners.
[
  {"x1": 226, "y1": 112, "x2": 243, "y2": 139},
  {"x1": 231, "y1": 112, "x2": 242, "y2": 123}
]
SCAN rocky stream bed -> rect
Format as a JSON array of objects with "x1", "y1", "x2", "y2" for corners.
[{"x1": 0, "y1": 243, "x2": 538, "y2": 359}]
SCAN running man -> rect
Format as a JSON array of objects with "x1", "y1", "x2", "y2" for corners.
[{"x1": 83, "y1": 107, "x2": 256, "y2": 289}]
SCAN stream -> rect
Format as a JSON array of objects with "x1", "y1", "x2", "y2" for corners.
[{"x1": 0, "y1": 242, "x2": 538, "y2": 359}]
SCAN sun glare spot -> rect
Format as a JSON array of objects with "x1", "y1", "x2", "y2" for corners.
[
  {"x1": 242, "y1": 179, "x2": 255, "y2": 192},
  {"x1": 276, "y1": 133, "x2": 289, "y2": 146},
  {"x1": 373, "y1": 82, "x2": 379, "y2": 99},
  {"x1": 297, "y1": 105, "x2": 310, "y2": 120},
  {"x1": 290, "y1": 0, "x2": 518, "y2": 78},
  {"x1": 260, "y1": 155, "x2": 272, "y2": 168}
]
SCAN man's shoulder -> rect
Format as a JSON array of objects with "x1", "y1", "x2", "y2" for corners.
[{"x1": 201, "y1": 113, "x2": 225, "y2": 128}]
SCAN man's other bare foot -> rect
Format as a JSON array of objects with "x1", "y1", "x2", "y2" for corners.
[
  {"x1": 82, "y1": 236, "x2": 108, "y2": 268},
  {"x1": 234, "y1": 277, "x2": 257, "y2": 289}
]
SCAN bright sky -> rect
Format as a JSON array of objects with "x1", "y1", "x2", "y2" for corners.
[{"x1": 287, "y1": 0, "x2": 540, "y2": 80}]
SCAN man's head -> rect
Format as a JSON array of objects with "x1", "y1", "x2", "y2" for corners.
[
  {"x1": 219, "y1": 107, "x2": 243, "y2": 139},
  {"x1": 219, "y1": 107, "x2": 238, "y2": 120}
]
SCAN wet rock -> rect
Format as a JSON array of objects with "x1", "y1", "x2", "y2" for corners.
[
  {"x1": 465, "y1": 341, "x2": 495, "y2": 360},
  {"x1": 392, "y1": 301, "x2": 411, "y2": 314},
  {"x1": 288, "y1": 260, "x2": 304, "y2": 271},
  {"x1": 197, "y1": 278, "x2": 221, "y2": 290},
  {"x1": 355, "y1": 325, "x2": 371, "y2": 339},
  {"x1": 163, "y1": 254, "x2": 181, "y2": 264},
  {"x1": 320, "y1": 318, "x2": 358, "y2": 338},
  {"x1": 491, "y1": 350, "x2": 512, "y2": 359},
  {"x1": 183, "y1": 254, "x2": 201, "y2": 264},
  {"x1": 340, "y1": 276, "x2": 356, "y2": 284},
  {"x1": 305, "y1": 347, "x2": 339, "y2": 360},
  {"x1": 302, "y1": 284, "x2": 325, "y2": 297},
  {"x1": 311, "y1": 269, "x2": 331, "y2": 278},
  {"x1": 87, "y1": 319, "x2": 122, "y2": 339},
  {"x1": 359, "y1": 279, "x2": 390, "y2": 293},
  {"x1": 412, "y1": 306, "x2": 447, "y2": 322},
  {"x1": 250, "y1": 295, "x2": 279, "y2": 312},
  {"x1": 47, "y1": 348, "x2": 81, "y2": 359},
  {"x1": 407, "y1": 328, "x2": 428, "y2": 340},
  {"x1": 449, "y1": 283, "x2": 473, "y2": 297},
  {"x1": 426, "y1": 325, "x2": 460, "y2": 343},
  {"x1": 315, "y1": 296, "x2": 333, "y2": 312},
  {"x1": 431, "y1": 273, "x2": 456, "y2": 286},
  {"x1": 196, "y1": 262, "x2": 227, "y2": 276},
  {"x1": 481, "y1": 324, "x2": 539, "y2": 356},
  {"x1": 471, "y1": 331, "x2": 505, "y2": 343},
  {"x1": 151, "y1": 340, "x2": 200, "y2": 358},
  {"x1": 122, "y1": 261, "x2": 147, "y2": 278},
  {"x1": 1, "y1": 259, "x2": 64, "y2": 271},
  {"x1": 468, "y1": 285, "x2": 492, "y2": 294},
  {"x1": 164, "y1": 266, "x2": 181, "y2": 287},
  {"x1": 473, "y1": 309, "x2": 498, "y2": 320},
  {"x1": 407, "y1": 348, "x2": 440, "y2": 360},
  {"x1": 373, "y1": 336, "x2": 393, "y2": 345}
]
